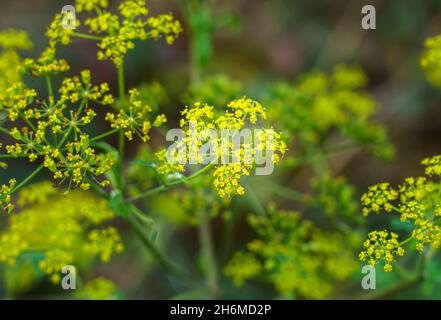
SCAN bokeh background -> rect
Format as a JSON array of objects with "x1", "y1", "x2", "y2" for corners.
[{"x1": 1, "y1": 0, "x2": 441, "y2": 299}]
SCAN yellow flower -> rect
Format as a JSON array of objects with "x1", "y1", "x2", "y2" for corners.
[{"x1": 0, "y1": 181, "x2": 123, "y2": 283}]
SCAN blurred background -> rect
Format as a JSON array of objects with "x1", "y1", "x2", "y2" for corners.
[{"x1": 1, "y1": 0, "x2": 441, "y2": 299}]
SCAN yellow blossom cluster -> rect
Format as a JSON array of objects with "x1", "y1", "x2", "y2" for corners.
[
  {"x1": 47, "y1": 135, "x2": 114, "y2": 190},
  {"x1": 0, "y1": 179, "x2": 16, "y2": 213},
  {"x1": 0, "y1": 181, "x2": 123, "y2": 284},
  {"x1": 1, "y1": 68, "x2": 117, "y2": 197},
  {"x1": 50, "y1": 0, "x2": 183, "y2": 66},
  {"x1": 0, "y1": 29, "x2": 32, "y2": 92},
  {"x1": 422, "y1": 155, "x2": 441, "y2": 176},
  {"x1": 106, "y1": 88, "x2": 166, "y2": 142},
  {"x1": 155, "y1": 97, "x2": 286, "y2": 198},
  {"x1": 360, "y1": 155, "x2": 441, "y2": 271},
  {"x1": 421, "y1": 34, "x2": 441, "y2": 89},
  {"x1": 361, "y1": 182, "x2": 398, "y2": 216},
  {"x1": 79, "y1": 277, "x2": 119, "y2": 300},
  {"x1": 264, "y1": 64, "x2": 393, "y2": 161},
  {"x1": 225, "y1": 207, "x2": 357, "y2": 299},
  {"x1": 359, "y1": 230, "x2": 405, "y2": 272}
]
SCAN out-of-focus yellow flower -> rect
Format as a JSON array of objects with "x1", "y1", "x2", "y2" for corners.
[{"x1": 0, "y1": 181, "x2": 123, "y2": 283}]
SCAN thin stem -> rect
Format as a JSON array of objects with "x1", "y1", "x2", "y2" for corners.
[
  {"x1": 127, "y1": 212, "x2": 193, "y2": 284},
  {"x1": 117, "y1": 63, "x2": 126, "y2": 191},
  {"x1": 0, "y1": 126, "x2": 9, "y2": 135},
  {"x1": 118, "y1": 64, "x2": 126, "y2": 102},
  {"x1": 367, "y1": 251, "x2": 429, "y2": 300},
  {"x1": 72, "y1": 32, "x2": 103, "y2": 41},
  {"x1": 11, "y1": 164, "x2": 44, "y2": 194},
  {"x1": 45, "y1": 75, "x2": 53, "y2": 97},
  {"x1": 85, "y1": 177, "x2": 109, "y2": 199},
  {"x1": 397, "y1": 235, "x2": 414, "y2": 248},
  {"x1": 243, "y1": 180, "x2": 266, "y2": 216},
  {"x1": 127, "y1": 163, "x2": 215, "y2": 203},
  {"x1": 57, "y1": 101, "x2": 86, "y2": 148},
  {"x1": 90, "y1": 128, "x2": 120, "y2": 142},
  {"x1": 198, "y1": 209, "x2": 219, "y2": 298},
  {"x1": 266, "y1": 181, "x2": 309, "y2": 203}
]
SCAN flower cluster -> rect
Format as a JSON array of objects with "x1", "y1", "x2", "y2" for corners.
[
  {"x1": 106, "y1": 88, "x2": 166, "y2": 142},
  {"x1": 0, "y1": 179, "x2": 16, "y2": 213},
  {"x1": 48, "y1": 0, "x2": 182, "y2": 66},
  {"x1": 359, "y1": 230, "x2": 405, "y2": 272},
  {"x1": 49, "y1": 134, "x2": 115, "y2": 190},
  {"x1": 0, "y1": 181, "x2": 123, "y2": 285},
  {"x1": 0, "y1": 29, "x2": 32, "y2": 92},
  {"x1": 1, "y1": 68, "x2": 117, "y2": 195},
  {"x1": 361, "y1": 182, "x2": 398, "y2": 216},
  {"x1": 421, "y1": 34, "x2": 441, "y2": 89},
  {"x1": 360, "y1": 155, "x2": 441, "y2": 271},
  {"x1": 264, "y1": 64, "x2": 394, "y2": 161},
  {"x1": 155, "y1": 97, "x2": 286, "y2": 198},
  {"x1": 225, "y1": 206, "x2": 357, "y2": 299},
  {"x1": 79, "y1": 277, "x2": 119, "y2": 300}
]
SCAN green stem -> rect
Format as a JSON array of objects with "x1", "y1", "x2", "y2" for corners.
[
  {"x1": 366, "y1": 251, "x2": 428, "y2": 300},
  {"x1": 85, "y1": 177, "x2": 109, "y2": 199},
  {"x1": 266, "y1": 181, "x2": 309, "y2": 204},
  {"x1": 57, "y1": 101, "x2": 86, "y2": 148},
  {"x1": 117, "y1": 63, "x2": 126, "y2": 191},
  {"x1": 90, "y1": 128, "x2": 120, "y2": 142},
  {"x1": 198, "y1": 209, "x2": 219, "y2": 298},
  {"x1": 11, "y1": 164, "x2": 44, "y2": 194},
  {"x1": 127, "y1": 163, "x2": 215, "y2": 203},
  {"x1": 127, "y1": 213, "x2": 193, "y2": 284},
  {"x1": 118, "y1": 64, "x2": 126, "y2": 101},
  {"x1": 45, "y1": 75, "x2": 53, "y2": 97},
  {"x1": 0, "y1": 126, "x2": 9, "y2": 135},
  {"x1": 72, "y1": 32, "x2": 103, "y2": 41}
]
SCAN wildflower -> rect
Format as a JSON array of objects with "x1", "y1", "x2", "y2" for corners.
[
  {"x1": 359, "y1": 230, "x2": 404, "y2": 272},
  {"x1": 360, "y1": 183, "x2": 398, "y2": 216},
  {"x1": 0, "y1": 179, "x2": 16, "y2": 213},
  {"x1": 59, "y1": 70, "x2": 113, "y2": 104},
  {"x1": 46, "y1": 13, "x2": 78, "y2": 47},
  {"x1": 147, "y1": 14, "x2": 183, "y2": 45},
  {"x1": 422, "y1": 155, "x2": 441, "y2": 176},
  {"x1": 421, "y1": 34, "x2": 441, "y2": 89},
  {"x1": 360, "y1": 155, "x2": 441, "y2": 271},
  {"x1": 45, "y1": 135, "x2": 114, "y2": 190},
  {"x1": 80, "y1": 277, "x2": 118, "y2": 300},
  {"x1": 23, "y1": 47, "x2": 70, "y2": 77},
  {"x1": 105, "y1": 88, "x2": 159, "y2": 142},
  {"x1": 225, "y1": 207, "x2": 357, "y2": 299},
  {"x1": 156, "y1": 98, "x2": 286, "y2": 198},
  {"x1": 0, "y1": 29, "x2": 33, "y2": 50},
  {"x1": 264, "y1": 65, "x2": 393, "y2": 161},
  {"x1": 0, "y1": 181, "x2": 123, "y2": 283},
  {"x1": 58, "y1": 0, "x2": 183, "y2": 66},
  {"x1": 76, "y1": 0, "x2": 108, "y2": 12}
]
